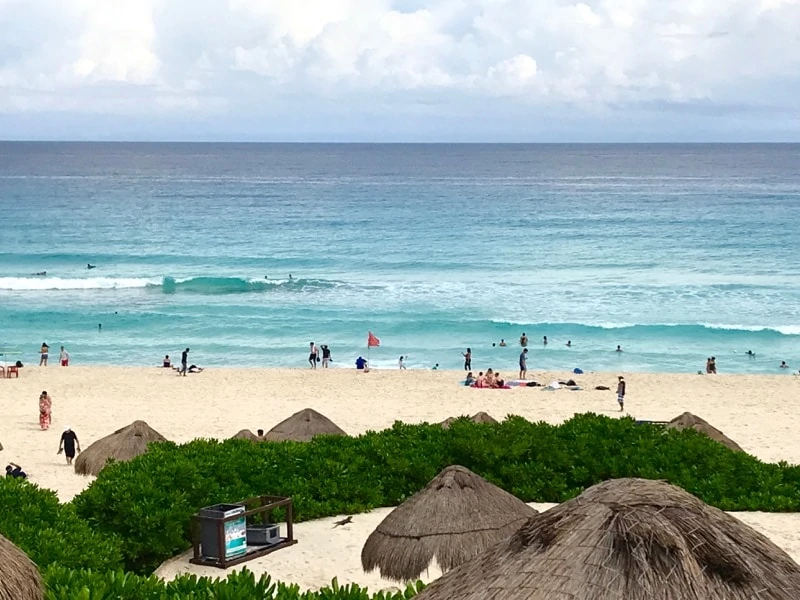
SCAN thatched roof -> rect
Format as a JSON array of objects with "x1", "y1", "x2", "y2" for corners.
[
  {"x1": 0, "y1": 533, "x2": 44, "y2": 600},
  {"x1": 414, "y1": 477, "x2": 800, "y2": 600},
  {"x1": 262, "y1": 408, "x2": 346, "y2": 442},
  {"x1": 74, "y1": 420, "x2": 167, "y2": 476},
  {"x1": 231, "y1": 429, "x2": 262, "y2": 441},
  {"x1": 440, "y1": 412, "x2": 498, "y2": 429},
  {"x1": 665, "y1": 412, "x2": 744, "y2": 452},
  {"x1": 361, "y1": 465, "x2": 537, "y2": 582}
]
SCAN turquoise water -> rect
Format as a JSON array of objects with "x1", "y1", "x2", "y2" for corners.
[{"x1": 1, "y1": 142, "x2": 799, "y2": 373}]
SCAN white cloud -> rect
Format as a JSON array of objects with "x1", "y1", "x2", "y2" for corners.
[{"x1": 0, "y1": 0, "x2": 799, "y2": 137}]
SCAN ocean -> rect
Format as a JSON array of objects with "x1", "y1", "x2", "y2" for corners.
[{"x1": 1, "y1": 142, "x2": 799, "y2": 373}]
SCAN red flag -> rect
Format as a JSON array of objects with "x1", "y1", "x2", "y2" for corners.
[{"x1": 367, "y1": 332, "x2": 381, "y2": 347}]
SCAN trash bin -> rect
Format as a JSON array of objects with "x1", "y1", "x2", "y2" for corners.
[
  {"x1": 246, "y1": 524, "x2": 281, "y2": 546},
  {"x1": 199, "y1": 503, "x2": 247, "y2": 560}
]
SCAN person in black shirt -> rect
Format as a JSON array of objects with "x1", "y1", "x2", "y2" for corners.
[
  {"x1": 5, "y1": 462, "x2": 26, "y2": 479},
  {"x1": 321, "y1": 345, "x2": 332, "y2": 368},
  {"x1": 180, "y1": 348, "x2": 190, "y2": 376},
  {"x1": 58, "y1": 427, "x2": 81, "y2": 465}
]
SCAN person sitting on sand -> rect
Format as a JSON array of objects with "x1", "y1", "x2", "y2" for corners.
[
  {"x1": 355, "y1": 356, "x2": 368, "y2": 371},
  {"x1": 494, "y1": 373, "x2": 505, "y2": 388},
  {"x1": 475, "y1": 371, "x2": 485, "y2": 387},
  {"x1": 465, "y1": 372, "x2": 475, "y2": 386},
  {"x1": 432, "y1": 364, "x2": 439, "y2": 370},
  {"x1": 780, "y1": 361, "x2": 789, "y2": 369},
  {"x1": 163, "y1": 355, "x2": 171, "y2": 368},
  {"x1": 39, "y1": 391, "x2": 52, "y2": 431},
  {"x1": 187, "y1": 364, "x2": 204, "y2": 373},
  {"x1": 484, "y1": 368, "x2": 495, "y2": 387},
  {"x1": 5, "y1": 462, "x2": 26, "y2": 479}
]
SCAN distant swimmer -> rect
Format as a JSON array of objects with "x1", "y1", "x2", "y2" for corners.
[
  {"x1": 520, "y1": 332, "x2": 528, "y2": 347},
  {"x1": 781, "y1": 361, "x2": 789, "y2": 369},
  {"x1": 745, "y1": 350, "x2": 756, "y2": 358},
  {"x1": 288, "y1": 274, "x2": 293, "y2": 280},
  {"x1": 98, "y1": 323, "x2": 102, "y2": 332},
  {"x1": 566, "y1": 340, "x2": 572, "y2": 347},
  {"x1": 615, "y1": 345, "x2": 623, "y2": 353},
  {"x1": 87, "y1": 263, "x2": 96, "y2": 269},
  {"x1": 543, "y1": 336, "x2": 548, "y2": 346},
  {"x1": 32, "y1": 271, "x2": 46, "y2": 276},
  {"x1": 499, "y1": 339, "x2": 507, "y2": 347}
]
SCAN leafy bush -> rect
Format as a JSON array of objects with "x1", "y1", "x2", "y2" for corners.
[
  {"x1": 73, "y1": 413, "x2": 800, "y2": 573},
  {"x1": 0, "y1": 477, "x2": 123, "y2": 571},
  {"x1": 43, "y1": 566, "x2": 423, "y2": 600}
]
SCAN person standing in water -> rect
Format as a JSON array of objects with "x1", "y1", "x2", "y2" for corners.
[
  {"x1": 616, "y1": 376, "x2": 626, "y2": 411},
  {"x1": 543, "y1": 336, "x2": 548, "y2": 346},
  {"x1": 566, "y1": 340, "x2": 572, "y2": 347},
  {"x1": 58, "y1": 427, "x2": 81, "y2": 465},
  {"x1": 309, "y1": 342, "x2": 318, "y2": 369},
  {"x1": 39, "y1": 343, "x2": 49, "y2": 366},
  {"x1": 520, "y1": 333, "x2": 528, "y2": 347},
  {"x1": 462, "y1": 348, "x2": 472, "y2": 371}
]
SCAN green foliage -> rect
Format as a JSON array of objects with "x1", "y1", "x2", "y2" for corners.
[
  {"x1": 73, "y1": 413, "x2": 800, "y2": 573},
  {"x1": 0, "y1": 477, "x2": 123, "y2": 571},
  {"x1": 43, "y1": 566, "x2": 423, "y2": 600}
]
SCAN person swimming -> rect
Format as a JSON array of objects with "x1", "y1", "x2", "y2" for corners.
[
  {"x1": 745, "y1": 350, "x2": 756, "y2": 358},
  {"x1": 87, "y1": 263, "x2": 96, "y2": 269},
  {"x1": 32, "y1": 271, "x2": 46, "y2": 276}
]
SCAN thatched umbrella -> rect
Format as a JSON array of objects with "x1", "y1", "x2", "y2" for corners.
[
  {"x1": 666, "y1": 412, "x2": 744, "y2": 452},
  {"x1": 440, "y1": 412, "x2": 498, "y2": 429},
  {"x1": 0, "y1": 533, "x2": 44, "y2": 600},
  {"x1": 230, "y1": 429, "x2": 262, "y2": 441},
  {"x1": 361, "y1": 465, "x2": 537, "y2": 582},
  {"x1": 74, "y1": 420, "x2": 167, "y2": 476},
  {"x1": 262, "y1": 408, "x2": 346, "y2": 442},
  {"x1": 414, "y1": 477, "x2": 800, "y2": 599}
]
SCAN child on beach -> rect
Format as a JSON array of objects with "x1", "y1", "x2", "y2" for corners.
[{"x1": 617, "y1": 376, "x2": 626, "y2": 411}]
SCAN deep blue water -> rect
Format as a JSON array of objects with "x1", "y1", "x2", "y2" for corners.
[{"x1": 1, "y1": 142, "x2": 799, "y2": 373}]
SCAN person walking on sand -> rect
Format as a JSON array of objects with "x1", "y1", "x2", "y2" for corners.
[
  {"x1": 616, "y1": 376, "x2": 626, "y2": 411},
  {"x1": 39, "y1": 343, "x2": 49, "y2": 366},
  {"x1": 398, "y1": 356, "x2": 406, "y2": 370},
  {"x1": 59, "y1": 346, "x2": 70, "y2": 367},
  {"x1": 520, "y1": 333, "x2": 528, "y2": 347},
  {"x1": 58, "y1": 427, "x2": 80, "y2": 465},
  {"x1": 462, "y1": 348, "x2": 472, "y2": 371},
  {"x1": 519, "y1": 348, "x2": 528, "y2": 380},
  {"x1": 39, "y1": 391, "x2": 52, "y2": 430},
  {"x1": 709, "y1": 356, "x2": 717, "y2": 374},
  {"x1": 180, "y1": 348, "x2": 189, "y2": 376},
  {"x1": 309, "y1": 342, "x2": 318, "y2": 369}
]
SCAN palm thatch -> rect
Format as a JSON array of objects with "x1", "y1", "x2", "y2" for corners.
[
  {"x1": 440, "y1": 412, "x2": 498, "y2": 429},
  {"x1": 74, "y1": 420, "x2": 167, "y2": 476},
  {"x1": 361, "y1": 465, "x2": 537, "y2": 582},
  {"x1": 231, "y1": 429, "x2": 262, "y2": 441},
  {"x1": 0, "y1": 533, "x2": 44, "y2": 600},
  {"x1": 414, "y1": 477, "x2": 800, "y2": 600},
  {"x1": 666, "y1": 412, "x2": 744, "y2": 452},
  {"x1": 262, "y1": 408, "x2": 346, "y2": 442}
]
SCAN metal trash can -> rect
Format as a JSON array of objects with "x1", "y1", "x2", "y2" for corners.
[{"x1": 199, "y1": 503, "x2": 247, "y2": 560}]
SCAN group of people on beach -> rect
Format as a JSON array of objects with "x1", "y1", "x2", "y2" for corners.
[
  {"x1": 308, "y1": 342, "x2": 333, "y2": 369},
  {"x1": 37, "y1": 343, "x2": 69, "y2": 367}
]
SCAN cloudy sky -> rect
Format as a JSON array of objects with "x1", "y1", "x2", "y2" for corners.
[{"x1": 1, "y1": 0, "x2": 799, "y2": 141}]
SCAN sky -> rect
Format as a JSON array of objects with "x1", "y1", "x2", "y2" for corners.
[{"x1": 1, "y1": 0, "x2": 799, "y2": 142}]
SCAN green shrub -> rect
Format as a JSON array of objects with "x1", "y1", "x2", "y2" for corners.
[
  {"x1": 43, "y1": 566, "x2": 423, "y2": 599},
  {"x1": 73, "y1": 413, "x2": 800, "y2": 573},
  {"x1": 0, "y1": 477, "x2": 123, "y2": 571}
]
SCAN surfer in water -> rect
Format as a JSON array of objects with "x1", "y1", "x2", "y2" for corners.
[
  {"x1": 87, "y1": 263, "x2": 96, "y2": 270},
  {"x1": 32, "y1": 271, "x2": 47, "y2": 276}
]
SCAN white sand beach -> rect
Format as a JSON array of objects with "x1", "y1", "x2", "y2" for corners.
[{"x1": 2, "y1": 366, "x2": 800, "y2": 590}]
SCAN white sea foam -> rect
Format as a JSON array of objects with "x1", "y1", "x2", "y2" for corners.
[{"x1": 0, "y1": 277, "x2": 158, "y2": 291}]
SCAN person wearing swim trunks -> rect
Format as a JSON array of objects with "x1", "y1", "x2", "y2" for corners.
[
  {"x1": 616, "y1": 376, "x2": 626, "y2": 411},
  {"x1": 39, "y1": 343, "x2": 49, "y2": 366},
  {"x1": 519, "y1": 348, "x2": 528, "y2": 380},
  {"x1": 59, "y1": 346, "x2": 69, "y2": 367},
  {"x1": 309, "y1": 342, "x2": 318, "y2": 369},
  {"x1": 519, "y1": 333, "x2": 528, "y2": 347}
]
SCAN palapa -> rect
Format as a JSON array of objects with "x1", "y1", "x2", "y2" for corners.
[
  {"x1": 231, "y1": 429, "x2": 262, "y2": 441},
  {"x1": 666, "y1": 412, "x2": 744, "y2": 452},
  {"x1": 361, "y1": 465, "x2": 537, "y2": 582},
  {"x1": 415, "y1": 477, "x2": 800, "y2": 600},
  {"x1": 0, "y1": 533, "x2": 44, "y2": 600},
  {"x1": 440, "y1": 412, "x2": 498, "y2": 429},
  {"x1": 74, "y1": 420, "x2": 167, "y2": 476},
  {"x1": 262, "y1": 408, "x2": 346, "y2": 442}
]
